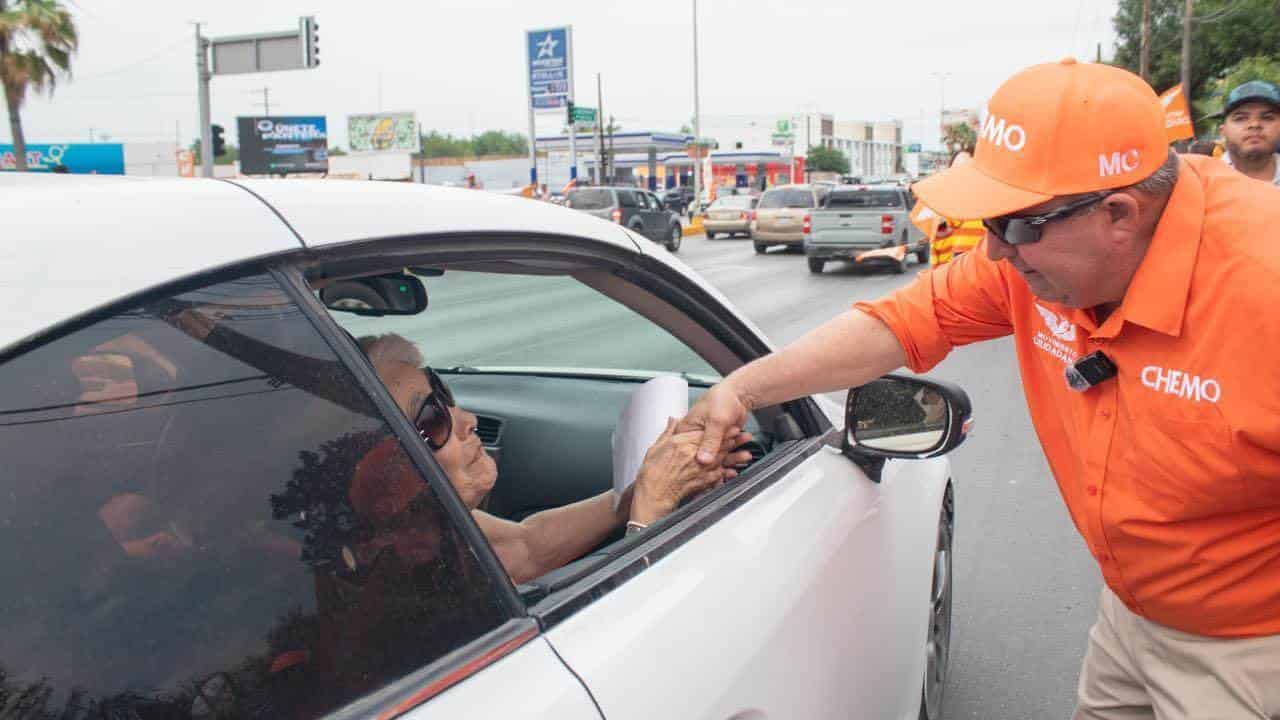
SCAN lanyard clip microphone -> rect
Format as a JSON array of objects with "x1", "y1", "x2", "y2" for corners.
[{"x1": 1065, "y1": 350, "x2": 1117, "y2": 392}]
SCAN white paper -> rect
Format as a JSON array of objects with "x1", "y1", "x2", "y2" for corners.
[{"x1": 611, "y1": 375, "x2": 690, "y2": 509}]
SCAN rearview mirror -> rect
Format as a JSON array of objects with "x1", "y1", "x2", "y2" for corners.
[
  {"x1": 319, "y1": 272, "x2": 428, "y2": 316},
  {"x1": 844, "y1": 374, "x2": 972, "y2": 459}
]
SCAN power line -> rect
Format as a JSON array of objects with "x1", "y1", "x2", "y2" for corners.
[{"x1": 74, "y1": 38, "x2": 188, "y2": 82}]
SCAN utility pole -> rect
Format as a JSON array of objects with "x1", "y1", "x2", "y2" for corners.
[
  {"x1": 257, "y1": 87, "x2": 271, "y2": 116},
  {"x1": 1140, "y1": 0, "x2": 1152, "y2": 81},
  {"x1": 596, "y1": 73, "x2": 605, "y2": 184},
  {"x1": 691, "y1": 0, "x2": 702, "y2": 216},
  {"x1": 195, "y1": 22, "x2": 213, "y2": 178},
  {"x1": 1181, "y1": 0, "x2": 1194, "y2": 94},
  {"x1": 608, "y1": 115, "x2": 616, "y2": 184},
  {"x1": 932, "y1": 71, "x2": 952, "y2": 147}
]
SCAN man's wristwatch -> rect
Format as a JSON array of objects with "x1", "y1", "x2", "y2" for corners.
[{"x1": 625, "y1": 520, "x2": 648, "y2": 537}]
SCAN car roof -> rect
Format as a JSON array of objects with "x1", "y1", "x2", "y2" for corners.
[{"x1": 0, "y1": 175, "x2": 645, "y2": 353}]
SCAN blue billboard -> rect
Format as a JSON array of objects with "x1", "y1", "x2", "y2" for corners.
[
  {"x1": 0, "y1": 143, "x2": 125, "y2": 174},
  {"x1": 237, "y1": 116, "x2": 328, "y2": 175},
  {"x1": 526, "y1": 26, "x2": 570, "y2": 110}
]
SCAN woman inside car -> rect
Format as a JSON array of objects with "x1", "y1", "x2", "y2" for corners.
[{"x1": 359, "y1": 333, "x2": 753, "y2": 584}]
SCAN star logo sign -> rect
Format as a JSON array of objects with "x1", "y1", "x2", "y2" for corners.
[{"x1": 536, "y1": 33, "x2": 559, "y2": 59}]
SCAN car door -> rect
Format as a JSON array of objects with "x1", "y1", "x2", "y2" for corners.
[
  {"x1": 0, "y1": 267, "x2": 600, "y2": 720},
  {"x1": 645, "y1": 191, "x2": 672, "y2": 237},
  {"x1": 617, "y1": 189, "x2": 646, "y2": 236}
]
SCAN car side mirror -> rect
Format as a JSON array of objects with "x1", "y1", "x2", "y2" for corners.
[
  {"x1": 319, "y1": 272, "x2": 428, "y2": 316},
  {"x1": 844, "y1": 374, "x2": 972, "y2": 460}
]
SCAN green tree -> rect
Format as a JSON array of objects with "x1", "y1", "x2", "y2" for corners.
[
  {"x1": 328, "y1": 145, "x2": 347, "y2": 156},
  {"x1": 1111, "y1": 0, "x2": 1280, "y2": 133},
  {"x1": 0, "y1": 0, "x2": 77, "y2": 171},
  {"x1": 942, "y1": 121, "x2": 977, "y2": 157},
  {"x1": 418, "y1": 130, "x2": 528, "y2": 159},
  {"x1": 807, "y1": 145, "x2": 850, "y2": 174}
]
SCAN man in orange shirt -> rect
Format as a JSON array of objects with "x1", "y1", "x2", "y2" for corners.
[{"x1": 682, "y1": 58, "x2": 1280, "y2": 719}]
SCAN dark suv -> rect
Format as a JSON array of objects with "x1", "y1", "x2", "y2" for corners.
[{"x1": 565, "y1": 186, "x2": 684, "y2": 251}]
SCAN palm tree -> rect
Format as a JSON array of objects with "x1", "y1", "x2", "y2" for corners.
[{"x1": 0, "y1": 0, "x2": 77, "y2": 171}]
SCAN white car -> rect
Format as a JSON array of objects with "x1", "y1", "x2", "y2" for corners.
[{"x1": 0, "y1": 175, "x2": 970, "y2": 720}]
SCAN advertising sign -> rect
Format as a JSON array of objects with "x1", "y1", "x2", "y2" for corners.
[
  {"x1": 237, "y1": 116, "x2": 328, "y2": 174},
  {"x1": 348, "y1": 112, "x2": 418, "y2": 152},
  {"x1": 526, "y1": 26, "x2": 570, "y2": 110},
  {"x1": 0, "y1": 143, "x2": 125, "y2": 174}
]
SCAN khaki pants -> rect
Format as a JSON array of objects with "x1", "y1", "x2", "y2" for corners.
[{"x1": 1073, "y1": 588, "x2": 1280, "y2": 720}]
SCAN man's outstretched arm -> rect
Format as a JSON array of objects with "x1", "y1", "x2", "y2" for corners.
[{"x1": 686, "y1": 308, "x2": 907, "y2": 464}]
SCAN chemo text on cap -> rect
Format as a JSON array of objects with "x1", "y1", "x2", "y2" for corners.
[{"x1": 913, "y1": 58, "x2": 1167, "y2": 220}]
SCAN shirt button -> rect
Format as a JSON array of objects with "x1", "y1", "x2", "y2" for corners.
[
  {"x1": 1087, "y1": 485, "x2": 1098, "y2": 496},
  {"x1": 1099, "y1": 409, "x2": 1111, "y2": 419}
]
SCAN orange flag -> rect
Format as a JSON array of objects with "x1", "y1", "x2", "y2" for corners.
[{"x1": 1159, "y1": 84, "x2": 1195, "y2": 143}]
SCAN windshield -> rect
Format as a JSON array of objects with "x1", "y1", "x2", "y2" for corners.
[
  {"x1": 826, "y1": 190, "x2": 903, "y2": 208},
  {"x1": 711, "y1": 196, "x2": 753, "y2": 209},
  {"x1": 757, "y1": 189, "x2": 814, "y2": 209},
  {"x1": 566, "y1": 188, "x2": 614, "y2": 210}
]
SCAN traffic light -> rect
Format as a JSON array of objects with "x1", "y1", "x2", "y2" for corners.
[
  {"x1": 301, "y1": 16, "x2": 319, "y2": 68},
  {"x1": 211, "y1": 124, "x2": 227, "y2": 157},
  {"x1": 566, "y1": 100, "x2": 575, "y2": 127}
]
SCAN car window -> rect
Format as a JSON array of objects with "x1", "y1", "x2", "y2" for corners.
[
  {"x1": 329, "y1": 270, "x2": 719, "y2": 379},
  {"x1": 711, "y1": 196, "x2": 753, "y2": 209},
  {"x1": 618, "y1": 190, "x2": 639, "y2": 208},
  {"x1": 634, "y1": 191, "x2": 652, "y2": 209},
  {"x1": 646, "y1": 193, "x2": 663, "y2": 210},
  {"x1": 758, "y1": 189, "x2": 814, "y2": 209},
  {"x1": 0, "y1": 273, "x2": 508, "y2": 719},
  {"x1": 566, "y1": 188, "x2": 613, "y2": 210},
  {"x1": 826, "y1": 190, "x2": 904, "y2": 208}
]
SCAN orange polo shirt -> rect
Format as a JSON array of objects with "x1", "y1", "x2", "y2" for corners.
[{"x1": 857, "y1": 155, "x2": 1280, "y2": 638}]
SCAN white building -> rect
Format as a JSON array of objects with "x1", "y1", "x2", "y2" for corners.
[{"x1": 702, "y1": 112, "x2": 902, "y2": 181}]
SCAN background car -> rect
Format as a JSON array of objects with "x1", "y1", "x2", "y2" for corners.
[
  {"x1": 663, "y1": 185, "x2": 695, "y2": 215},
  {"x1": 565, "y1": 185, "x2": 683, "y2": 251},
  {"x1": 703, "y1": 195, "x2": 757, "y2": 239},
  {"x1": 804, "y1": 184, "x2": 929, "y2": 274},
  {"x1": 1, "y1": 174, "x2": 969, "y2": 720},
  {"x1": 752, "y1": 183, "x2": 829, "y2": 253}
]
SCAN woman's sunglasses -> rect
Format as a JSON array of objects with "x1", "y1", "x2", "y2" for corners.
[
  {"x1": 982, "y1": 192, "x2": 1114, "y2": 246},
  {"x1": 413, "y1": 367, "x2": 456, "y2": 451}
]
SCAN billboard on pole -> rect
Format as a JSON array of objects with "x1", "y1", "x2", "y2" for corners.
[
  {"x1": 348, "y1": 112, "x2": 418, "y2": 152},
  {"x1": 526, "y1": 26, "x2": 570, "y2": 110},
  {"x1": 237, "y1": 116, "x2": 328, "y2": 174}
]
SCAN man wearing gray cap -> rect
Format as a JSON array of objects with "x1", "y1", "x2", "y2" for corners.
[{"x1": 1220, "y1": 80, "x2": 1280, "y2": 185}]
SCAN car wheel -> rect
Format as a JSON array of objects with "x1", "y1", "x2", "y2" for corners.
[
  {"x1": 706, "y1": 231, "x2": 717, "y2": 240},
  {"x1": 919, "y1": 484, "x2": 954, "y2": 720},
  {"x1": 807, "y1": 257, "x2": 824, "y2": 274},
  {"x1": 319, "y1": 280, "x2": 389, "y2": 312},
  {"x1": 754, "y1": 242, "x2": 767, "y2": 254},
  {"x1": 667, "y1": 225, "x2": 682, "y2": 252}
]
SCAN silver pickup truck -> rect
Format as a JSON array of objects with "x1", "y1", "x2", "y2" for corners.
[{"x1": 802, "y1": 185, "x2": 929, "y2": 274}]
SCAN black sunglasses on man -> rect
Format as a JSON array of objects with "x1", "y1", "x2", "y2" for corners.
[{"x1": 983, "y1": 191, "x2": 1114, "y2": 246}]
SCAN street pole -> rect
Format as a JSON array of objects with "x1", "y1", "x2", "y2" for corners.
[
  {"x1": 195, "y1": 23, "x2": 213, "y2": 178},
  {"x1": 691, "y1": 0, "x2": 702, "y2": 216},
  {"x1": 526, "y1": 38, "x2": 537, "y2": 188},
  {"x1": 262, "y1": 87, "x2": 271, "y2": 117},
  {"x1": 1140, "y1": 0, "x2": 1152, "y2": 81},
  {"x1": 1180, "y1": 0, "x2": 1193, "y2": 94},
  {"x1": 596, "y1": 73, "x2": 605, "y2": 184},
  {"x1": 567, "y1": 26, "x2": 577, "y2": 188}
]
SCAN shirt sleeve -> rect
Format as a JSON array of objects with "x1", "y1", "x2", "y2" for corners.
[{"x1": 855, "y1": 240, "x2": 1016, "y2": 373}]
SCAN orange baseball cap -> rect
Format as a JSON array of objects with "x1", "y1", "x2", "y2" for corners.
[{"x1": 914, "y1": 58, "x2": 1167, "y2": 220}]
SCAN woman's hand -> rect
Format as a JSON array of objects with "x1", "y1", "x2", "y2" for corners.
[{"x1": 630, "y1": 418, "x2": 754, "y2": 526}]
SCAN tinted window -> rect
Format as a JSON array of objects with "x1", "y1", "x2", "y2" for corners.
[
  {"x1": 634, "y1": 191, "x2": 651, "y2": 209},
  {"x1": 710, "y1": 196, "x2": 753, "y2": 209},
  {"x1": 0, "y1": 273, "x2": 507, "y2": 718},
  {"x1": 618, "y1": 190, "x2": 640, "y2": 208},
  {"x1": 566, "y1": 188, "x2": 613, "y2": 210},
  {"x1": 757, "y1": 189, "x2": 814, "y2": 209},
  {"x1": 826, "y1": 190, "x2": 904, "y2": 208}
]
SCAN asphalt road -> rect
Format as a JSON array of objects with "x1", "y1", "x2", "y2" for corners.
[{"x1": 673, "y1": 234, "x2": 1103, "y2": 720}]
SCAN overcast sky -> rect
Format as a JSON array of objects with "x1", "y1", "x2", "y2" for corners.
[{"x1": 5, "y1": 0, "x2": 1118, "y2": 150}]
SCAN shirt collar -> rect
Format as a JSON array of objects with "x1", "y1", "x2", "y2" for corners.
[
  {"x1": 1095, "y1": 156, "x2": 1204, "y2": 339},
  {"x1": 1222, "y1": 151, "x2": 1280, "y2": 185}
]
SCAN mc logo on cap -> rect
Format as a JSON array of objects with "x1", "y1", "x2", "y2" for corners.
[{"x1": 915, "y1": 58, "x2": 1167, "y2": 221}]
